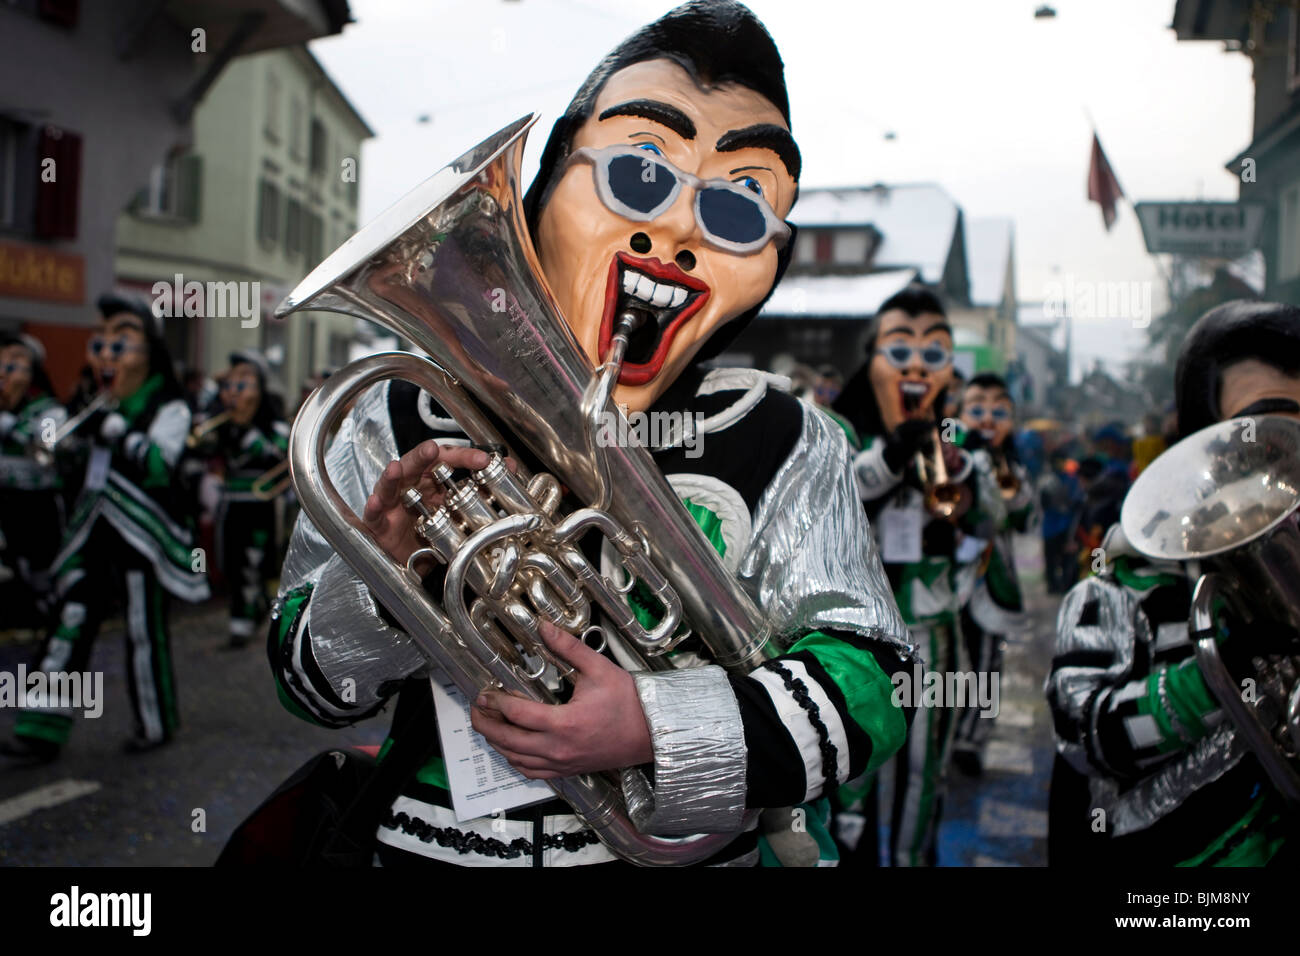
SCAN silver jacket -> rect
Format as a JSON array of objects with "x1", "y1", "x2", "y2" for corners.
[{"x1": 1046, "y1": 524, "x2": 1244, "y2": 836}]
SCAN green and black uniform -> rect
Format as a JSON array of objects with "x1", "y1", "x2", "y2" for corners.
[
  {"x1": 841, "y1": 424, "x2": 1000, "y2": 866},
  {"x1": 14, "y1": 373, "x2": 209, "y2": 750},
  {"x1": 209, "y1": 417, "x2": 289, "y2": 644}
]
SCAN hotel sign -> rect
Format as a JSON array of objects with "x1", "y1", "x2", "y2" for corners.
[
  {"x1": 0, "y1": 240, "x2": 85, "y2": 304},
  {"x1": 1134, "y1": 202, "x2": 1265, "y2": 257}
]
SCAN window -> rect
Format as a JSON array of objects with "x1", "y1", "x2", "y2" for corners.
[
  {"x1": 793, "y1": 230, "x2": 815, "y2": 265},
  {"x1": 289, "y1": 96, "x2": 304, "y2": 159},
  {"x1": 1280, "y1": 181, "x2": 1300, "y2": 282},
  {"x1": 285, "y1": 197, "x2": 303, "y2": 256},
  {"x1": 832, "y1": 230, "x2": 869, "y2": 265},
  {"x1": 309, "y1": 119, "x2": 327, "y2": 175},
  {"x1": 305, "y1": 210, "x2": 324, "y2": 265},
  {"x1": 133, "y1": 151, "x2": 201, "y2": 222},
  {"x1": 0, "y1": 117, "x2": 20, "y2": 229},
  {"x1": 257, "y1": 179, "x2": 281, "y2": 246},
  {"x1": 265, "y1": 71, "x2": 281, "y2": 141}
]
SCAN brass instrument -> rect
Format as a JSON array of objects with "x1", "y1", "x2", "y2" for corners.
[
  {"x1": 188, "y1": 410, "x2": 233, "y2": 448},
  {"x1": 1122, "y1": 416, "x2": 1300, "y2": 805},
  {"x1": 250, "y1": 459, "x2": 291, "y2": 501},
  {"x1": 915, "y1": 423, "x2": 972, "y2": 520},
  {"x1": 30, "y1": 391, "x2": 114, "y2": 467},
  {"x1": 991, "y1": 448, "x2": 1020, "y2": 501},
  {"x1": 275, "y1": 114, "x2": 776, "y2": 865}
]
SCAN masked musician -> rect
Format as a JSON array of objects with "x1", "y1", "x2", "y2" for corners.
[
  {"x1": 0, "y1": 333, "x2": 66, "y2": 627},
  {"x1": 951, "y1": 372, "x2": 1034, "y2": 775},
  {"x1": 0, "y1": 294, "x2": 209, "y2": 764},
  {"x1": 829, "y1": 286, "x2": 1003, "y2": 866},
  {"x1": 1047, "y1": 300, "x2": 1300, "y2": 866},
  {"x1": 193, "y1": 350, "x2": 289, "y2": 648},
  {"x1": 266, "y1": 0, "x2": 913, "y2": 867}
]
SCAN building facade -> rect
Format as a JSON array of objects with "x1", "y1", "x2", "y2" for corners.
[
  {"x1": 0, "y1": 0, "x2": 352, "y2": 394},
  {"x1": 736, "y1": 184, "x2": 1018, "y2": 379},
  {"x1": 115, "y1": 45, "x2": 372, "y2": 400},
  {"x1": 1174, "y1": 0, "x2": 1300, "y2": 303}
]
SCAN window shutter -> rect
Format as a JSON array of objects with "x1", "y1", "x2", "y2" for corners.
[
  {"x1": 177, "y1": 154, "x2": 202, "y2": 223},
  {"x1": 814, "y1": 231, "x2": 832, "y2": 263},
  {"x1": 34, "y1": 126, "x2": 80, "y2": 239}
]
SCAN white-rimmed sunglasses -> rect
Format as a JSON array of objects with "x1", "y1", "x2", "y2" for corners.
[{"x1": 567, "y1": 145, "x2": 791, "y2": 255}]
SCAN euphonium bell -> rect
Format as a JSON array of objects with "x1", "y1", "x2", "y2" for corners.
[
  {"x1": 1122, "y1": 415, "x2": 1300, "y2": 805},
  {"x1": 275, "y1": 114, "x2": 776, "y2": 865}
]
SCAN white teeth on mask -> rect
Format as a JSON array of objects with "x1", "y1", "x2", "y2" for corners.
[
  {"x1": 901, "y1": 382, "x2": 928, "y2": 395},
  {"x1": 621, "y1": 267, "x2": 691, "y2": 311}
]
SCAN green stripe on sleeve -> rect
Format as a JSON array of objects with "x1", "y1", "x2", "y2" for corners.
[{"x1": 786, "y1": 630, "x2": 907, "y2": 775}]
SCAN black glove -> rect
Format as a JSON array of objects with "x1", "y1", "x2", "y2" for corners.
[{"x1": 882, "y1": 419, "x2": 934, "y2": 473}]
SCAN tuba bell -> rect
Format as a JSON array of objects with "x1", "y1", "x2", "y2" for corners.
[
  {"x1": 276, "y1": 114, "x2": 777, "y2": 865},
  {"x1": 1121, "y1": 415, "x2": 1300, "y2": 805}
]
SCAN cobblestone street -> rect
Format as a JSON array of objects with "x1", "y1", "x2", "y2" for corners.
[
  {"x1": 941, "y1": 534, "x2": 1058, "y2": 866},
  {"x1": 0, "y1": 601, "x2": 386, "y2": 866}
]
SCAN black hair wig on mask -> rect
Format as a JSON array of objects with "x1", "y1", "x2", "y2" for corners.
[
  {"x1": 965, "y1": 372, "x2": 1009, "y2": 395},
  {"x1": 522, "y1": 0, "x2": 798, "y2": 362},
  {"x1": 1175, "y1": 299, "x2": 1300, "y2": 439},
  {"x1": 96, "y1": 292, "x2": 183, "y2": 401},
  {"x1": 0, "y1": 333, "x2": 55, "y2": 398},
  {"x1": 228, "y1": 349, "x2": 285, "y2": 433},
  {"x1": 831, "y1": 284, "x2": 952, "y2": 439}
]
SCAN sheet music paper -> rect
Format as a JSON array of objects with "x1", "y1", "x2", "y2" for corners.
[{"x1": 429, "y1": 670, "x2": 554, "y2": 823}]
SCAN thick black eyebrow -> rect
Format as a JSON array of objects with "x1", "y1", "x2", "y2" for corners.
[
  {"x1": 1228, "y1": 397, "x2": 1300, "y2": 418},
  {"x1": 598, "y1": 100, "x2": 696, "y2": 140},
  {"x1": 715, "y1": 124, "x2": 801, "y2": 181},
  {"x1": 922, "y1": 321, "x2": 952, "y2": 337}
]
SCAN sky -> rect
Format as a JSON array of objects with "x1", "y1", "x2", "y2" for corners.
[{"x1": 309, "y1": 0, "x2": 1255, "y2": 380}]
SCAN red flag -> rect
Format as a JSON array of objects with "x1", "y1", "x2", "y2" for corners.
[{"x1": 1087, "y1": 132, "x2": 1124, "y2": 231}]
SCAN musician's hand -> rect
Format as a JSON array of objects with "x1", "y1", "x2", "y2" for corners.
[
  {"x1": 882, "y1": 418, "x2": 933, "y2": 472},
  {"x1": 99, "y1": 411, "x2": 128, "y2": 444},
  {"x1": 362, "y1": 439, "x2": 491, "y2": 567},
  {"x1": 470, "y1": 621, "x2": 654, "y2": 778}
]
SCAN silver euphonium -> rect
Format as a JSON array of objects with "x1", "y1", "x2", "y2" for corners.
[
  {"x1": 1121, "y1": 415, "x2": 1300, "y2": 805},
  {"x1": 276, "y1": 114, "x2": 777, "y2": 865}
]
